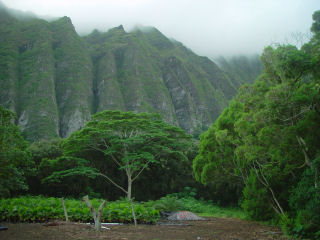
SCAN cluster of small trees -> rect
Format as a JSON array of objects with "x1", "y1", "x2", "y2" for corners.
[{"x1": 193, "y1": 10, "x2": 320, "y2": 238}]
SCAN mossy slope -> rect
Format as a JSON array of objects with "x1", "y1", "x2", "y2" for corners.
[{"x1": 0, "y1": 4, "x2": 244, "y2": 140}]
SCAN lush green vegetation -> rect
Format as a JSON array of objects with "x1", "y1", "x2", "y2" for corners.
[
  {"x1": 1, "y1": 2, "x2": 240, "y2": 140},
  {"x1": 41, "y1": 110, "x2": 192, "y2": 200},
  {"x1": 194, "y1": 10, "x2": 320, "y2": 239},
  {"x1": 0, "y1": 196, "x2": 159, "y2": 223},
  {"x1": 0, "y1": 105, "x2": 32, "y2": 197},
  {"x1": 146, "y1": 188, "x2": 245, "y2": 219},
  {"x1": 1, "y1": 3, "x2": 320, "y2": 239}
]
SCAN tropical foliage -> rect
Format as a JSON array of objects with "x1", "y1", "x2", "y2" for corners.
[
  {"x1": 40, "y1": 110, "x2": 192, "y2": 200},
  {"x1": 0, "y1": 106, "x2": 32, "y2": 197},
  {"x1": 146, "y1": 191, "x2": 245, "y2": 219},
  {"x1": 0, "y1": 196, "x2": 160, "y2": 224},
  {"x1": 193, "y1": 10, "x2": 320, "y2": 239}
]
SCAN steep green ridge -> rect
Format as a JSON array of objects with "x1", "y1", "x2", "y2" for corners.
[
  {"x1": 216, "y1": 55, "x2": 263, "y2": 88},
  {"x1": 50, "y1": 17, "x2": 93, "y2": 138},
  {"x1": 0, "y1": 4, "x2": 237, "y2": 140},
  {"x1": 85, "y1": 26, "x2": 238, "y2": 135}
]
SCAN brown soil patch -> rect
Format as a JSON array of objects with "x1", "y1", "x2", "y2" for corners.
[{"x1": 0, "y1": 218, "x2": 286, "y2": 240}]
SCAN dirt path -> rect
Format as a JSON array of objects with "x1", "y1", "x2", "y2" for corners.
[{"x1": 0, "y1": 218, "x2": 286, "y2": 240}]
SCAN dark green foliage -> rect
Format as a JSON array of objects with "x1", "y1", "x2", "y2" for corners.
[
  {"x1": 0, "y1": 105, "x2": 32, "y2": 197},
  {"x1": 0, "y1": 196, "x2": 160, "y2": 224},
  {"x1": 28, "y1": 139, "x2": 63, "y2": 165},
  {"x1": 311, "y1": 10, "x2": 320, "y2": 33},
  {"x1": 26, "y1": 139, "x2": 64, "y2": 195},
  {"x1": 193, "y1": 10, "x2": 320, "y2": 239},
  {"x1": 192, "y1": 99, "x2": 245, "y2": 205},
  {"x1": 287, "y1": 155, "x2": 320, "y2": 239},
  {"x1": 44, "y1": 110, "x2": 192, "y2": 200},
  {"x1": 241, "y1": 172, "x2": 274, "y2": 221},
  {"x1": 151, "y1": 196, "x2": 185, "y2": 212}
]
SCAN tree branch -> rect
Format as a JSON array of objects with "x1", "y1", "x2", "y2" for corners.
[
  {"x1": 132, "y1": 160, "x2": 151, "y2": 182},
  {"x1": 95, "y1": 172, "x2": 127, "y2": 194}
]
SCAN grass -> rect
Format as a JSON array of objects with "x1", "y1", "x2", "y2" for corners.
[{"x1": 146, "y1": 195, "x2": 247, "y2": 220}]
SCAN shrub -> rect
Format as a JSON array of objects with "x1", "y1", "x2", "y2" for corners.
[{"x1": 0, "y1": 196, "x2": 160, "y2": 224}]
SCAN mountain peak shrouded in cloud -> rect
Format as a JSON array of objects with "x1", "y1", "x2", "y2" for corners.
[
  {"x1": 1, "y1": 0, "x2": 319, "y2": 57},
  {"x1": 0, "y1": 7, "x2": 244, "y2": 140}
]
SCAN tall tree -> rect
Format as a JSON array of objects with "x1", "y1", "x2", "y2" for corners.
[
  {"x1": 0, "y1": 105, "x2": 31, "y2": 197},
  {"x1": 44, "y1": 110, "x2": 191, "y2": 200},
  {"x1": 193, "y1": 10, "x2": 320, "y2": 238}
]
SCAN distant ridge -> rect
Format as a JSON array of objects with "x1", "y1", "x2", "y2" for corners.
[{"x1": 0, "y1": 3, "x2": 250, "y2": 141}]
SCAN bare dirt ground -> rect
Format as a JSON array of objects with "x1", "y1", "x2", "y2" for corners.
[{"x1": 0, "y1": 218, "x2": 286, "y2": 240}]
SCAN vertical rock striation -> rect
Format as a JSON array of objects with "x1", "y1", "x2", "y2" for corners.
[{"x1": 0, "y1": 4, "x2": 248, "y2": 140}]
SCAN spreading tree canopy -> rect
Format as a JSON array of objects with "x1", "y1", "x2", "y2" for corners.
[{"x1": 44, "y1": 110, "x2": 191, "y2": 200}]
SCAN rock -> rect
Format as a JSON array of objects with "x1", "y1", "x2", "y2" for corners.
[{"x1": 167, "y1": 211, "x2": 206, "y2": 221}]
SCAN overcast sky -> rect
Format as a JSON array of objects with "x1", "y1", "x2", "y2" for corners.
[{"x1": 2, "y1": 0, "x2": 319, "y2": 57}]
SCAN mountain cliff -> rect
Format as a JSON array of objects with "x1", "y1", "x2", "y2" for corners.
[
  {"x1": 216, "y1": 55, "x2": 263, "y2": 88},
  {"x1": 0, "y1": 5, "x2": 239, "y2": 141}
]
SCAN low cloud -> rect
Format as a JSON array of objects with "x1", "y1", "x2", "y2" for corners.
[{"x1": 2, "y1": 0, "x2": 319, "y2": 57}]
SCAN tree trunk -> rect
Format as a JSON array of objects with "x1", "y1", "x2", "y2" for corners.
[
  {"x1": 82, "y1": 195, "x2": 106, "y2": 231},
  {"x1": 126, "y1": 174, "x2": 137, "y2": 226},
  {"x1": 254, "y1": 162, "x2": 285, "y2": 216},
  {"x1": 61, "y1": 198, "x2": 69, "y2": 223},
  {"x1": 296, "y1": 136, "x2": 318, "y2": 188},
  {"x1": 130, "y1": 199, "x2": 137, "y2": 227},
  {"x1": 127, "y1": 175, "x2": 132, "y2": 200}
]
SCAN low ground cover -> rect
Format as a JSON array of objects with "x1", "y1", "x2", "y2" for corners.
[
  {"x1": 0, "y1": 196, "x2": 159, "y2": 224},
  {"x1": 146, "y1": 195, "x2": 246, "y2": 219}
]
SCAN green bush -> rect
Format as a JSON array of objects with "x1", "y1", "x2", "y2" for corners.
[
  {"x1": 241, "y1": 173, "x2": 274, "y2": 221},
  {"x1": 147, "y1": 194, "x2": 245, "y2": 219},
  {"x1": 0, "y1": 196, "x2": 160, "y2": 224},
  {"x1": 151, "y1": 196, "x2": 185, "y2": 212},
  {"x1": 285, "y1": 164, "x2": 320, "y2": 239}
]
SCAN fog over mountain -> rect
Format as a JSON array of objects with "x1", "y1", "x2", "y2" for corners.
[{"x1": 1, "y1": 0, "x2": 319, "y2": 57}]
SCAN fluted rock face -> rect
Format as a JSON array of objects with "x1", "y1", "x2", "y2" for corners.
[
  {"x1": 17, "y1": 19, "x2": 59, "y2": 140},
  {"x1": 0, "y1": 9, "x2": 20, "y2": 113},
  {"x1": 50, "y1": 17, "x2": 93, "y2": 138},
  {"x1": 0, "y1": 9, "x2": 60, "y2": 141},
  {"x1": 85, "y1": 27, "x2": 236, "y2": 135},
  {"x1": 0, "y1": 5, "x2": 242, "y2": 141}
]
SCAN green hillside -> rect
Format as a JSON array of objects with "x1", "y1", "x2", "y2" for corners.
[{"x1": 0, "y1": 4, "x2": 237, "y2": 141}]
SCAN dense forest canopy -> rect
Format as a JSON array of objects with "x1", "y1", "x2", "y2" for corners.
[{"x1": 193, "y1": 10, "x2": 320, "y2": 239}]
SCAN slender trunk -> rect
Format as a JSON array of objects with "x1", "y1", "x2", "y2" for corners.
[
  {"x1": 296, "y1": 136, "x2": 318, "y2": 188},
  {"x1": 127, "y1": 173, "x2": 132, "y2": 200},
  {"x1": 61, "y1": 198, "x2": 69, "y2": 223},
  {"x1": 130, "y1": 199, "x2": 137, "y2": 227},
  {"x1": 268, "y1": 186, "x2": 285, "y2": 216},
  {"x1": 126, "y1": 173, "x2": 137, "y2": 226},
  {"x1": 254, "y1": 162, "x2": 285, "y2": 216},
  {"x1": 82, "y1": 195, "x2": 106, "y2": 231}
]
